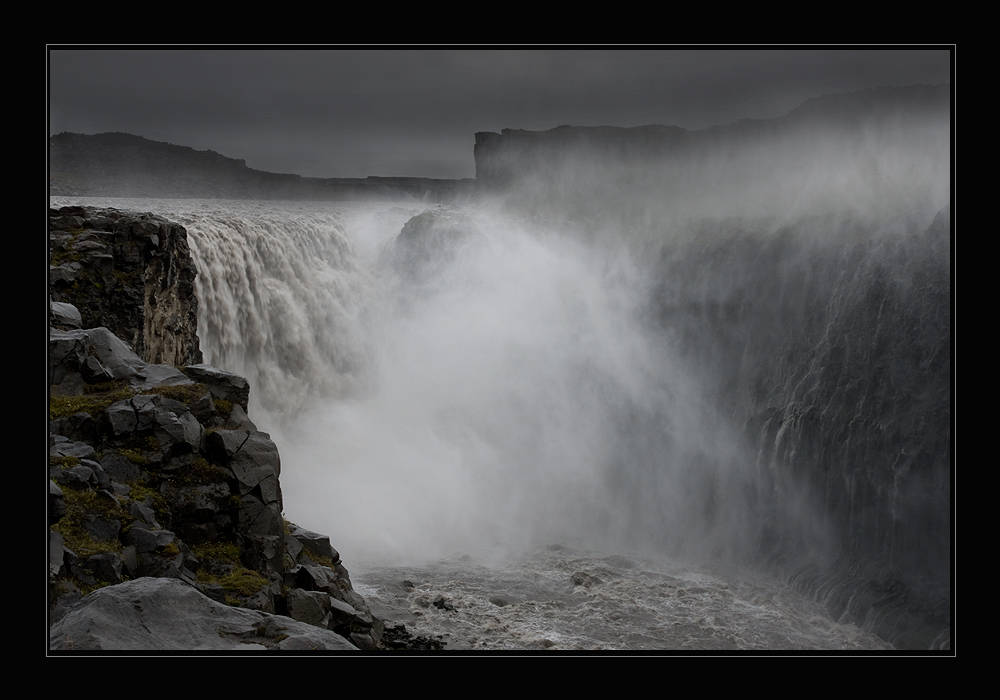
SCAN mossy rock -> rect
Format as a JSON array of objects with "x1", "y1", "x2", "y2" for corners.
[
  {"x1": 144, "y1": 382, "x2": 209, "y2": 406},
  {"x1": 50, "y1": 488, "x2": 131, "y2": 558},
  {"x1": 49, "y1": 383, "x2": 136, "y2": 420},
  {"x1": 174, "y1": 455, "x2": 232, "y2": 487}
]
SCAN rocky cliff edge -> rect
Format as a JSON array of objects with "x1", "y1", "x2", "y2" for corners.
[{"x1": 48, "y1": 205, "x2": 385, "y2": 652}]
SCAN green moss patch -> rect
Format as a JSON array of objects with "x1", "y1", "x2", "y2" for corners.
[
  {"x1": 220, "y1": 568, "x2": 268, "y2": 597},
  {"x1": 124, "y1": 482, "x2": 169, "y2": 522},
  {"x1": 50, "y1": 455, "x2": 81, "y2": 469},
  {"x1": 176, "y1": 456, "x2": 232, "y2": 486},
  {"x1": 50, "y1": 488, "x2": 130, "y2": 558},
  {"x1": 145, "y1": 382, "x2": 209, "y2": 406},
  {"x1": 50, "y1": 383, "x2": 137, "y2": 420},
  {"x1": 192, "y1": 541, "x2": 242, "y2": 566},
  {"x1": 300, "y1": 548, "x2": 336, "y2": 569}
]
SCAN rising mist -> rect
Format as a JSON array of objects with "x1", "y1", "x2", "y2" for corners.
[{"x1": 56, "y1": 84, "x2": 950, "y2": 649}]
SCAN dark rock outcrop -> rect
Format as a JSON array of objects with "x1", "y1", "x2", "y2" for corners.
[
  {"x1": 648, "y1": 207, "x2": 952, "y2": 650},
  {"x1": 48, "y1": 205, "x2": 385, "y2": 652},
  {"x1": 49, "y1": 205, "x2": 202, "y2": 367},
  {"x1": 379, "y1": 207, "x2": 483, "y2": 288},
  {"x1": 49, "y1": 577, "x2": 359, "y2": 651},
  {"x1": 47, "y1": 316, "x2": 384, "y2": 650}
]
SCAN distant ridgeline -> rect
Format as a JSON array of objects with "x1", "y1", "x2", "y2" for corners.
[
  {"x1": 48, "y1": 132, "x2": 475, "y2": 202},
  {"x1": 472, "y1": 84, "x2": 951, "y2": 224},
  {"x1": 49, "y1": 85, "x2": 949, "y2": 210}
]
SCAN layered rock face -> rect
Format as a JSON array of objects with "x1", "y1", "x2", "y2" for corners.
[
  {"x1": 49, "y1": 205, "x2": 202, "y2": 367},
  {"x1": 648, "y1": 209, "x2": 952, "y2": 650},
  {"x1": 48, "y1": 207, "x2": 382, "y2": 651}
]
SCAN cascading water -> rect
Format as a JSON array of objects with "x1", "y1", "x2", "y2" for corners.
[
  {"x1": 50, "y1": 147, "x2": 950, "y2": 650},
  {"x1": 153, "y1": 199, "x2": 769, "y2": 568},
  {"x1": 155, "y1": 201, "x2": 375, "y2": 415}
]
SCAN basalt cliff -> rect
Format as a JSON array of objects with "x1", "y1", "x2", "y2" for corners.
[{"x1": 47, "y1": 205, "x2": 423, "y2": 652}]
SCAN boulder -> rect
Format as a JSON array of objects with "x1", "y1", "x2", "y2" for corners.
[
  {"x1": 49, "y1": 327, "x2": 145, "y2": 393},
  {"x1": 49, "y1": 482, "x2": 66, "y2": 524},
  {"x1": 205, "y1": 429, "x2": 282, "y2": 503},
  {"x1": 182, "y1": 364, "x2": 251, "y2": 412},
  {"x1": 104, "y1": 393, "x2": 203, "y2": 456},
  {"x1": 288, "y1": 523, "x2": 340, "y2": 564},
  {"x1": 50, "y1": 300, "x2": 82, "y2": 329},
  {"x1": 380, "y1": 208, "x2": 483, "y2": 287},
  {"x1": 49, "y1": 577, "x2": 358, "y2": 651}
]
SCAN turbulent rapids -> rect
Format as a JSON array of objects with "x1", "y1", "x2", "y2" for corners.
[{"x1": 51, "y1": 187, "x2": 951, "y2": 651}]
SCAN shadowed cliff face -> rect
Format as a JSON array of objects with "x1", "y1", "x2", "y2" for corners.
[
  {"x1": 49, "y1": 205, "x2": 202, "y2": 367},
  {"x1": 467, "y1": 85, "x2": 951, "y2": 647},
  {"x1": 649, "y1": 209, "x2": 951, "y2": 643}
]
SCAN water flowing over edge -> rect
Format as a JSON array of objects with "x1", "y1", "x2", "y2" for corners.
[{"x1": 50, "y1": 195, "x2": 951, "y2": 651}]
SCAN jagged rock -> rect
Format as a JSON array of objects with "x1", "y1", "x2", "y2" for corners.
[
  {"x1": 50, "y1": 300, "x2": 82, "y2": 329},
  {"x1": 49, "y1": 482, "x2": 66, "y2": 525},
  {"x1": 223, "y1": 402, "x2": 258, "y2": 431},
  {"x1": 83, "y1": 459, "x2": 112, "y2": 489},
  {"x1": 134, "y1": 364, "x2": 197, "y2": 390},
  {"x1": 48, "y1": 205, "x2": 202, "y2": 366},
  {"x1": 287, "y1": 588, "x2": 334, "y2": 629},
  {"x1": 238, "y1": 495, "x2": 284, "y2": 538},
  {"x1": 126, "y1": 499, "x2": 160, "y2": 529},
  {"x1": 49, "y1": 326, "x2": 145, "y2": 393},
  {"x1": 288, "y1": 524, "x2": 340, "y2": 564},
  {"x1": 288, "y1": 559, "x2": 382, "y2": 649},
  {"x1": 205, "y1": 430, "x2": 284, "y2": 541},
  {"x1": 182, "y1": 363, "x2": 251, "y2": 412},
  {"x1": 241, "y1": 534, "x2": 286, "y2": 583},
  {"x1": 380, "y1": 624, "x2": 446, "y2": 650},
  {"x1": 82, "y1": 511, "x2": 121, "y2": 543},
  {"x1": 105, "y1": 393, "x2": 204, "y2": 456},
  {"x1": 98, "y1": 452, "x2": 142, "y2": 483},
  {"x1": 49, "y1": 437, "x2": 98, "y2": 463},
  {"x1": 85, "y1": 552, "x2": 125, "y2": 585},
  {"x1": 159, "y1": 481, "x2": 232, "y2": 542},
  {"x1": 52, "y1": 463, "x2": 97, "y2": 490},
  {"x1": 381, "y1": 208, "x2": 483, "y2": 287},
  {"x1": 50, "y1": 530, "x2": 65, "y2": 576},
  {"x1": 49, "y1": 411, "x2": 97, "y2": 445},
  {"x1": 49, "y1": 207, "x2": 383, "y2": 652},
  {"x1": 121, "y1": 523, "x2": 179, "y2": 554},
  {"x1": 293, "y1": 562, "x2": 341, "y2": 594},
  {"x1": 48, "y1": 577, "x2": 358, "y2": 651}
]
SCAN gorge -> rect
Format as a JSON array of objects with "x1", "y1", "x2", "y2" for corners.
[{"x1": 48, "y1": 84, "x2": 952, "y2": 652}]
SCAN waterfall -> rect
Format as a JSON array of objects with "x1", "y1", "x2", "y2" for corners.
[{"x1": 53, "y1": 189, "x2": 950, "y2": 649}]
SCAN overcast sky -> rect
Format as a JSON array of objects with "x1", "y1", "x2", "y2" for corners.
[{"x1": 47, "y1": 47, "x2": 952, "y2": 180}]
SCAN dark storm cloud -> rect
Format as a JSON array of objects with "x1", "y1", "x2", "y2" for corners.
[{"x1": 47, "y1": 48, "x2": 952, "y2": 179}]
